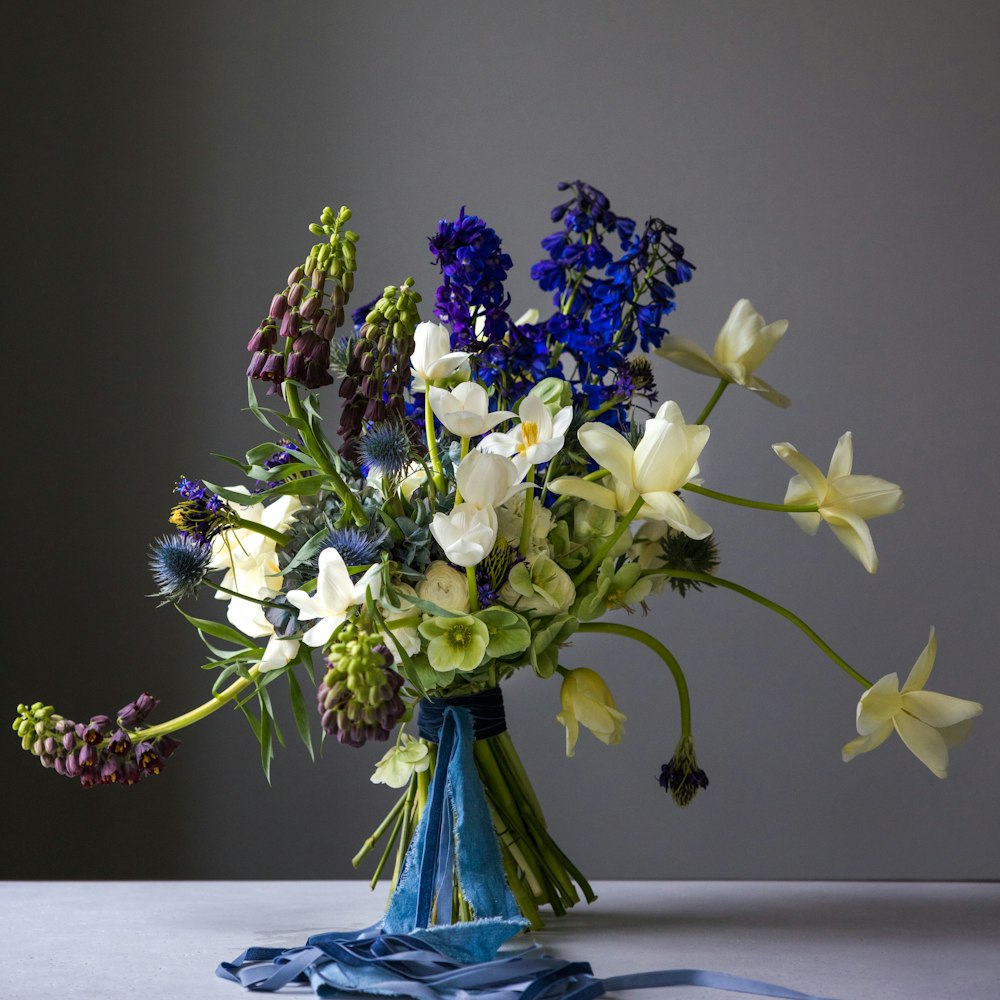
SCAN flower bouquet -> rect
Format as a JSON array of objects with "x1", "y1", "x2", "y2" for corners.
[{"x1": 14, "y1": 183, "x2": 983, "y2": 955}]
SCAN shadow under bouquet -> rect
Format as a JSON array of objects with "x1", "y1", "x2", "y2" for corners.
[{"x1": 15, "y1": 183, "x2": 984, "y2": 945}]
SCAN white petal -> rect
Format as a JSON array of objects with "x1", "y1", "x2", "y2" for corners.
[
  {"x1": 578, "y1": 423, "x2": 635, "y2": 485},
  {"x1": 547, "y1": 477, "x2": 620, "y2": 510},
  {"x1": 302, "y1": 615, "x2": 343, "y2": 649},
  {"x1": 901, "y1": 628, "x2": 937, "y2": 693},
  {"x1": 773, "y1": 443, "x2": 828, "y2": 503},
  {"x1": 744, "y1": 374, "x2": 791, "y2": 408},
  {"x1": 827, "y1": 432, "x2": 854, "y2": 481},
  {"x1": 654, "y1": 336, "x2": 724, "y2": 379},
  {"x1": 901, "y1": 691, "x2": 983, "y2": 729},
  {"x1": 315, "y1": 547, "x2": 356, "y2": 612},
  {"x1": 842, "y1": 720, "x2": 894, "y2": 762},
  {"x1": 826, "y1": 511, "x2": 879, "y2": 573},
  {"x1": 893, "y1": 712, "x2": 949, "y2": 778},
  {"x1": 855, "y1": 673, "x2": 902, "y2": 734},
  {"x1": 833, "y1": 475, "x2": 904, "y2": 520},
  {"x1": 640, "y1": 491, "x2": 713, "y2": 539},
  {"x1": 259, "y1": 635, "x2": 300, "y2": 672}
]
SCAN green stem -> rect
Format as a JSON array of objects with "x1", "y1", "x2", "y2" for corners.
[
  {"x1": 572, "y1": 496, "x2": 644, "y2": 587},
  {"x1": 231, "y1": 517, "x2": 290, "y2": 546},
  {"x1": 127, "y1": 666, "x2": 261, "y2": 741},
  {"x1": 519, "y1": 467, "x2": 536, "y2": 555},
  {"x1": 352, "y1": 791, "x2": 409, "y2": 868},
  {"x1": 578, "y1": 623, "x2": 691, "y2": 737},
  {"x1": 643, "y1": 569, "x2": 872, "y2": 688},
  {"x1": 284, "y1": 382, "x2": 365, "y2": 526},
  {"x1": 682, "y1": 482, "x2": 819, "y2": 514},
  {"x1": 695, "y1": 379, "x2": 728, "y2": 425},
  {"x1": 466, "y1": 566, "x2": 480, "y2": 612},
  {"x1": 424, "y1": 390, "x2": 447, "y2": 493}
]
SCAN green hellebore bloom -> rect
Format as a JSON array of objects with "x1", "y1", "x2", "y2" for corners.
[{"x1": 418, "y1": 614, "x2": 490, "y2": 673}]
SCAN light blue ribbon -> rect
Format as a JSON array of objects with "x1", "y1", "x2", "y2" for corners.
[{"x1": 217, "y1": 705, "x2": 838, "y2": 1000}]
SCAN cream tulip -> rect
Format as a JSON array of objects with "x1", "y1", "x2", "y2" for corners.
[
  {"x1": 409, "y1": 321, "x2": 470, "y2": 389},
  {"x1": 842, "y1": 629, "x2": 982, "y2": 778},
  {"x1": 549, "y1": 401, "x2": 712, "y2": 539},
  {"x1": 480, "y1": 393, "x2": 572, "y2": 476},
  {"x1": 428, "y1": 382, "x2": 514, "y2": 438},
  {"x1": 773, "y1": 432, "x2": 903, "y2": 573},
  {"x1": 656, "y1": 298, "x2": 790, "y2": 406},
  {"x1": 556, "y1": 667, "x2": 627, "y2": 757}
]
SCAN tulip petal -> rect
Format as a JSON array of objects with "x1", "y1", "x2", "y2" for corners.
[
  {"x1": 893, "y1": 712, "x2": 949, "y2": 778},
  {"x1": 316, "y1": 547, "x2": 356, "y2": 610},
  {"x1": 842, "y1": 720, "x2": 894, "y2": 761},
  {"x1": 833, "y1": 475, "x2": 904, "y2": 520},
  {"x1": 825, "y1": 510, "x2": 879, "y2": 573},
  {"x1": 855, "y1": 673, "x2": 902, "y2": 734},
  {"x1": 901, "y1": 628, "x2": 936, "y2": 692},
  {"x1": 827, "y1": 432, "x2": 854, "y2": 481},
  {"x1": 548, "y1": 477, "x2": 620, "y2": 510},
  {"x1": 655, "y1": 336, "x2": 723, "y2": 378},
  {"x1": 902, "y1": 691, "x2": 983, "y2": 728},
  {"x1": 773, "y1": 443, "x2": 828, "y2": 504},
  {"x1": 641, "y1": 491, "x2": 713, "y2": 539},
  {"x1": 578, "y1": 423, "x2": 635, "y2": 485},
  {"x1": 738, "y1": 318, "x2": 788, "y2": 374},
  {"x1": 744, "y1": 374, "x2": 791, "y2": 408}
]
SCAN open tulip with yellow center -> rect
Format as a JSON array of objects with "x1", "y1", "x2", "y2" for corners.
[
  {"x1": 773, "y1": 431, "x2": 903, "y2": 573},
  {"x1": 549, "y1": 401, "x2": 712, "y2": 539},
  {"x1": 480, "y1": 392, "x2": 573, "y2": 478},
  {"x1": 842, "y1": 629, "x2": 982, "y2": 778},
  {"x1": 556, "y1": 667, "x2": 627, "y2": 757}
]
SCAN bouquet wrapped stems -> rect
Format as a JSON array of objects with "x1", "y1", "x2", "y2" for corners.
[{"x1": 357, "y1": 727, "x2": 594, "y2": 929}]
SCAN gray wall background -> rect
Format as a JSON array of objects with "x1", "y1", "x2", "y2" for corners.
[{"x1": 4, "y1": 1, "x2": 998, "y2": 882}]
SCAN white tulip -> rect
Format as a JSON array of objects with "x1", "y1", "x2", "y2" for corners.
[
  {"x1": 842, "y1": 629, "x2": 982, "y2": 778},
  {"x1": 550, "y1": 401, "x2": 712, "y2": 539},
  {"x1": 656, "y1": 299, "x2": 790, "y2": 406},
  {"x1": 480, "y1": 393, "x2": 572, "y2": 476},
  {"x1": 428, "y1": 382, "x2": 514, "y2": 438},
  {"x1": 773, "y1": 432, "x2": 903, "y2": 573},
  {"x1": 429, "y1": 504, "x2": 499, "y2": 567},
  {"x1": 455, "y1": 450, "x2": 527, "y2": 510},
  {"x1": 287, "y1": 548, "x2": 381, "y2": 648},
  {"x1": 409, "y1": 321, "x2": 470, "y2": 389}
]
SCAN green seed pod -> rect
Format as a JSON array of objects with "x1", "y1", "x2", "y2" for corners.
[
  {"x1": 308, "y1": 223, "x2": 323, "y2": 235},
  {"x1": 344, "y1": 230, "x2": 359, "y2": 243},
  {"x1": 338, "y1": 206, "x2": 352, "y2": 222},
  {"x1": 22, "y1": 734, "x2": 33, "y2": 751},
  {"x1": 321, "y1": 206, "x2": 334, "y2": 224},
  {"x1": 342, "y1": 272, "x2": 354, "y2": 293}
]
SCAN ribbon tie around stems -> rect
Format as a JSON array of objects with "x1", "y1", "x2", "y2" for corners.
[{"x1": 217, "y1": 704, "x2": 837, "y2": 1000}]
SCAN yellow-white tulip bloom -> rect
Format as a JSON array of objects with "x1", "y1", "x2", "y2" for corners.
[
  {"x1": 556, "y1": 667, "x2": 627, "y2": 757},
  {"x1": 549, "y1": 401, "x2": 712, "y2": 539},
  {"x1": 842, "y1": 629, "x2": 983, "y2": 778},
  {"x1": 773, "y1": 432, "x2": 903, "y2": 573},
  {"x1": 655, "y1": 298, "x2": 790, "y2": 407},
  {"x1": 480, "y1": 393, "x2": 573, "y2": 477}
]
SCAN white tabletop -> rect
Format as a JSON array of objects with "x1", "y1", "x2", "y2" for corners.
[{"x1": 1, "y1": 880, "x2": 997, "y2": 1000}]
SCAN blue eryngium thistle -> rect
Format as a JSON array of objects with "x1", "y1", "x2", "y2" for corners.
[
  {"x1": 659, "y1": 734, "x2": 709, "y2": 806},
  {"x1": 321, "y1": 527, "x2": 383, "y2": 568},
  {"x1": 358, "y1": 421, "x2": 413, "y2": 479},
  {"x1": 148, "y1": 534, "x2": 212, "y2": 604}
]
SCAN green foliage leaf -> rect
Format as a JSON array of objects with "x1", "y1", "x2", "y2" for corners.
[
  {"x1": 211, "y1": 452, "x2": 251, "y2": 474},
  {"x1": 287, "y1": 668, "x2": 314, "y2": 762},
  {"x1": 280, "y1": 527, "x2": 330, "y2": 575},
  {"x1": 175, "y1": 608, "x2": 259, "y2": 649},
  {"x1": 246, "y1": 379, "x2": 282, "y2": 434}
]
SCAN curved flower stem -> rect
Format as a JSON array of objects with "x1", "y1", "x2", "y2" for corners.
[
  {"x1": 127, "y1": 665, "x2": 262, "y2": 741},
  {"x1": 695, "y1": 379, "x2": 728, "y2": 425},
  {"x1": 578, "y1": 622, "x2": 691, "y2": 737},
  {"x1": 466, "y1": 567, "x2": 480, "y2": 612},
  {"x1": 572, "y1": 496, "x2": 644, "y2": 587},
  {"x1": 682, "y1": 482, "x2": 820, "y2": 514},
  {"x1": 204, "y1": 581, "x2": 285, "y2": 609},
  {"x1": 284, "y1": 382, "x2": 366, "y2": 526},
  {"x1": 424, "y1": 390, "x2": 447, "y2": 493},
  {"x1": 231, "y1": 517, "x2": 291, "y2": 546},
  {"x1": 644, "y1": 568, "x2": 872, "y2": 688}
]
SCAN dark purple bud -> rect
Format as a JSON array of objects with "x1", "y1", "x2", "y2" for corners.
[
  {"x1": 84, "y1": 715, "x2": 112, "y2": 744},
  {"x1": 353, "y1": 339, "x2": 368, "y2": 360},
  {"x1": 246, "y1": 351, "x2": 269, "y2": 379},
  {"x1": 302, "y1": 362, "x2": 333, "y2": 389},
  {"x1": 364, "y1": 398, "x2": 386, "y2": 422},
  {"x1": 78, "y1": 744, "x2": 98, "y2": 769},
  {"x1": 287, "y1": 266, "x2": 304, "y2": 286},
  {"x1": 62, "y1": 731, "x2": 76, "y2": 751},
  {"x1": 332, "y1": 284, "x2": 345, "y2": 307},
  {"x1": 300, "y1": 294, "x2": 320, "y2": 321},
  {"x1": 314, "y1": 313, "x2": 331, "y2": 341},
  {"x1": 261, "y1": 353, "x2": 285, "y2": 384},
  {"x1": 287, "y1": 283, "x2": 304, "y2": 308},
  {"x1": 108, "y1": 730, "x2": 132, "y2": 755},
  {"x1": 338, "y1": 376, "x2": 358, "y2": 398},
  {"x1": 121, "y1": 760, "x2": 141, "y2": 785},
  {"x1": 40, "y1": 754, "x2": 55, "y2": 769},
  {"x1": 269, "y1": 293, "x2": 288, "y2": 320},
  {"x1": 43, "y1": 737, "x2": 57, "y2": 755},
  {"x1": 285, "y1": 351, "x2": 306, "y2": 382},
  {"x1": 53, "y1": 757, "x2": 67, "y2": 777},
  {"x1": 79, "y1": 770, "x2": 100, "y2": 789},
  {"x1": 156, "y1": 734, "x2": 181, "y2": 760},
  {"x1": 247, "y1": 326, "x2": 277, "y2": 353},
  {"x1": 75, "y1": 723, "x2": 88, "y2": 740},
  {"x1": 360, "y1": 375, "x2": 377, "y2": 397},
  {"x1": 134, "y1": 692, "x2": 159, "y2": 719},
  {"x1": 65, "y1": 752, "x2": 80, "y2": 777},
  {"x1": 307, "y1": 339, "x2": 330, "y2": 366},
  {"x1": 279, "y1": 310, "x2": 300, "y2": 339},
  {"x1": 135, "y1": 741, "x2": 162, "y2": 775},
  {"x1": 333, "y1": 305, "x2": 345, "y2": 328},
  {"x1": 311, "y1": 268, "x2": 325, "y2": 291},
  {"x1": 100, "y1": 758, "x2": 122, "y2": 784}
]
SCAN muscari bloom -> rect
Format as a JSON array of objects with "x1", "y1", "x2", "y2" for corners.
[
  {"x1": 556, "y1": 667, "x2": 627, "y2": 757},
  {"x1": 287, "y1": 547, "x2": 382, "y2": 649},
  {"x1": 656, "y1": 299, "x2": 790, "y2": 407},
  {"x1": 550, "y1": 401, "x2": 712, "y2": 538},
  {"x1": 842, "y1": 629, "x2": 982, "y2": 778},
  {"x1": 773, "y1": 431, "x2": 903, "y2": 573}
]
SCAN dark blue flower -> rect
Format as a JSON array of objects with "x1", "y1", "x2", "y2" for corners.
[
  {"x1": 321, "y1": 526, "x2": 383, "y2": 568},
  {"x1": 148, "y1": 533, "x2": 212, "y2": 603},
  {"x1": 358, "y1": 421, "x2": 413, "y2": 479}
]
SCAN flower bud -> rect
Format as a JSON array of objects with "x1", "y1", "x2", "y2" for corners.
[
  {"x1": 287, "y1": 266, "x2": 304, "y2": 286},
  {"x1": 269, "y1": 294, "x2": 288, "y2": 320}
]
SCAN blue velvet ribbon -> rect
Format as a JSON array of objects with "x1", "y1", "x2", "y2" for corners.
[{"x1": 217, "y1": 704, "x2": 838, "y2": 1000}]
